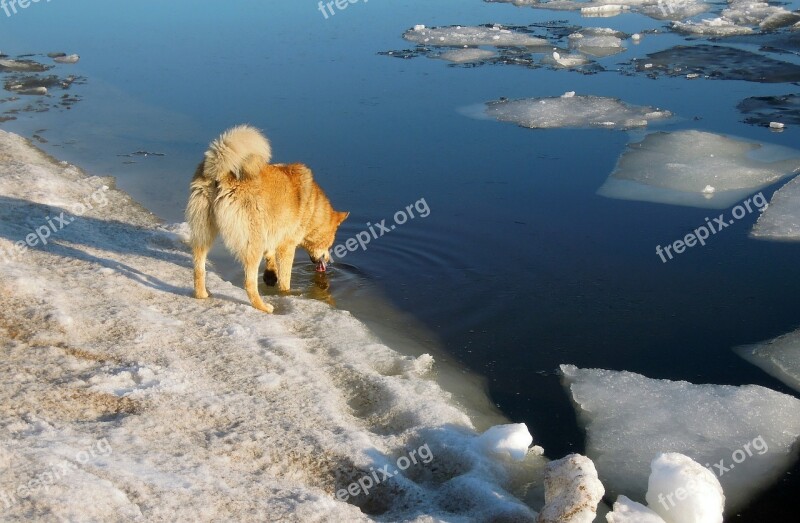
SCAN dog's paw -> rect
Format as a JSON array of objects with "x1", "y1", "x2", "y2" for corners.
[
  {"x1": 263, "y1": 269, "x2": 278, "y2": 287},
  {"x1": 257, "y1": 302, "x2": 275, "y2": 314},
  {"x1": 195, "y1": 289, "x2": 211, "y2": 300}
]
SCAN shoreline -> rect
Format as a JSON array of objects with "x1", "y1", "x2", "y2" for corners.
[{"x1": 0, "y1": 129, "x2": 551, "y2": 520}]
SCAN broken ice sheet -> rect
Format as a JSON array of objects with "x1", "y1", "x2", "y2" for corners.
[
  {"x1": 736, "y1": 326, "x2": 800, "y2": 393},
  {"x1": 633, "y1": 45, "x2": 800, "y2": 83},
  {"x1": 403, "y1": 24, "x2": 549, "y2": 47},
  {"x1": 597, "y1": 130, "x2": 800, "y2": 209},
  {"x1": 485, "y1": 0, "x2": 711, "y2": 21},
  {"x1": 750, "y1": 174, "x2": 800, "y2": 241},
  {"x1": 560, "y1": 364, "x2": 800, "y2": 512},
  {"x1": 484, "y1": 94, "x2": 671, "y2": 130},
  {"x1": 738, "y1": 93, "x2": 800, "y2": 127}
]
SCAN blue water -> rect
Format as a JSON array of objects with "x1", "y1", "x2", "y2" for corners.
[{"x1": 3, "y1": 0, "x2": 800, "y2": 518}]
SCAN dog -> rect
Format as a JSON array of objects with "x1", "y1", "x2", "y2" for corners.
[{"x1": 186, "y1": 125, "x2": 348, "y2": 313}]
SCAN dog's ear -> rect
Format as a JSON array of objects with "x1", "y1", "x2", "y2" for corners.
[{"x1": 336, "y1": 211, "x2": 350, "y2": 224}]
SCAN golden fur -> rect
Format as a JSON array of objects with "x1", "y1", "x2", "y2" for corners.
[{"x1": 186, "y1": 125, "x2": 348, "y2": 313}]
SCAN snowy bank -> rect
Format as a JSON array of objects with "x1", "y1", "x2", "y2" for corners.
[{"x1": 0, "y1": 130, "x2": 556, "y2": 521}]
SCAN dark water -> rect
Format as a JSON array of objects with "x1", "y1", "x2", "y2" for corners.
[{"x1": 2, "y1": 0, "x2": 800, "y2": 519}]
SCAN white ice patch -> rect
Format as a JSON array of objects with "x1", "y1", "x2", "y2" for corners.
[
  {"x1": 485, "y1": 95, "x2": 671, "y2": 130},
  {"x1": 437, "y1": 48, "x2": 497, "y2": 63},
  {"x1": 404, "y1": 25, "x2": 549, "y2": 47},
  {"x1": 476, "y1": 423, "x2": 533, "y2": 461},
  {"x1": 597, "y1": 130, "x2": 800, "y2": 209},
  {"x1": 606, "y1": 495, "x2": 667, "y2": 523},
  {"x1": 750, "y1": 175, "x2": 800, "y2": 241},
  {"x1": 541, "y1": 51, "x2": 593, "y2": 68},
  {"x1": 560, "y1": 364, "x2": 800, "y2": 511},
  {"x1": 646, "y1": 453, "x2": 724, "y2": 523},
  {"x1": 673, "y1": 18, "x2": 755, "y2": 36},
  {"x1": 736, "y1": 326, "x2": 800, "y2": 393}
]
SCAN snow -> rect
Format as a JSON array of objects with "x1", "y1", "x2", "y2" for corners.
[
  {"x1": 536, "y1": 454, "x2": 605, "y2": 523},
  {"x1": 736, "y1": 327, "x2": 800, "y2": 393},
  {"x1": 560, "y1": 364, "x2": 800, "y2": 512},
  {"x1": 476, "y1": 423, "x2": 533, "y2": 461},
  {"x1": 597, "y1": 130, "x2": 800, "y2": 209},
  {"x1": 645, "y1": 453, "x2": 724, "y2": 523},
  {"x1": 485, "y1": 94, "x2": 671, "y2": 130},
  {"x1": 404, "y1": 25, "x2": 549, "y2": 47},
  {"x1": 0, "y1": 129, "x2": 553, "y2": 521},
  {"x1": 606, "y1": 495, "x2": 666, "y2": 523},
  {"x1": 437, "y1": 48, "x2": 496, "y2": 64},
  {"x1": 751, "y1": 175, "x2": 800, "y2": 241},
  {"x1": 672, "y1": 1, "x2": 799, "y2": 35}
]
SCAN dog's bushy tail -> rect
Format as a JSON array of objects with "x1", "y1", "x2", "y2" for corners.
[{"x1": 203, "y1": 125, "x2": 272, "y2": 181}]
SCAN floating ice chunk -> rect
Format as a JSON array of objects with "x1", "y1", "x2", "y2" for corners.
[
  {"x1": 702, "y1": 184, "x2": 715, "y2": 194},
  {"x1": 485, "y1": 95, "x2": 670, "y2": 130},
  {"x1": 751, "y1": 176, "x2": 800, "y2": 240},
  {"x1": 54, "y1": 54, "x2": 80, "y2": 64},
  {"x1": 606, "y1": 495, "x2": 666, "y2": 523},
  {"x1": 0, "y1": 58, "x2": 50, "y2": 72},
  {"x1": 631, "y1": 33, "x2": 641, "y2": 41},
  {"x1": 639, "y1": 0, "x2": 710, "y2": 21},
  {"x1": 413, "y1": 24, "x2": 426, "y2": 31},
  {"x1": 736, "y1": 326, "x2": 800, "y2": 392},
  {"x1": 646, "y1": 453, "x2": 724, "y2": 523},
  {"x1": 673, "y1": 18, "x2": 754, "y2": 36},
  {"x1": 404, "y1": 25, "x2": 549, "y2": 47},
  {"x1": 597, "y1": 130, "x2": 800, "y2": 208},
  {"x1": 568, "y1": 28, "x2": 626, "y2": 57},
  {"x1": 537, "y1": 454, "x2": 605, "y2": 523},
  {"x1": 581, "y1": 4, "x2": 631, "y2": 16},
  {"x1": 562, "y1": 91, "x2": 576, "y2": 98},
  {"x1": 437, "y1": 48, "x2": 496, "y2": 63},
  {"x1": 738, "y1": 94, "x2": 800, "y2": 127},
  {"x1": 476, "y1": 423, "x2": 532, "y2": 461},
  {"x1": 542, "y1": 51, "x2": 592, "y2": 68},
  {"x1": 560, "y1": 364, "x2": 800, "y2": 511},
  {"x1": 769, "y1": 121, "x2": 785, "y2": 130}
]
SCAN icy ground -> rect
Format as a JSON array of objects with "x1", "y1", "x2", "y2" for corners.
[{"x1": 0, "y1": 130, "x2": 557, "y2": 521}]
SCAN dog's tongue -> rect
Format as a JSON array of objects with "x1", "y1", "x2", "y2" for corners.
[{"x1": 315, "y1": 260, "x2": 327, "y2": 273}]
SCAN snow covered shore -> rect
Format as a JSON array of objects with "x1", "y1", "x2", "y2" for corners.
[{"x1": 0, "y1": 130, "x2": 551, "y2": 521}]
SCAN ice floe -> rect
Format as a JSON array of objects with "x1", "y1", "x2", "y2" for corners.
[
  {"x1": 404, "y1": 24, "x2": 549, "y2": 47},
  {"x1": 568, "y1": 27, "x2": 627, "y2": 57},
  {"x1": 738, "y1": 93, "x2": 800, "y2": 127},
  {"x1": 560, "y1": 364, "x2": 800, "y2": 511},
  {"x1": 437, "y1": 48, "x2": 497, "y2": 63},
  {"x1": 750, "y1": 175, "x2": 800, "y2": 241},
  {"x1": 486, "y1": 0, "x2": 711, "y2": 21},
  {"x1": 597, "y1": 130, "x2": 800, "y2": 208},
  {"x1": 634, "y1": 44, "x2": 800, "y2": 83},
  {"x1": 484, "y1": 94, "x2": 671, "y2": 130},
  {"x1": 736, "y1": 326, "x2": 800, "y2": 393}
]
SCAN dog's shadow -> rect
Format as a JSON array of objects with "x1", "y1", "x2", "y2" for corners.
[{"x1": 0, "y1": 195, "x2": 192, "y2": 297}]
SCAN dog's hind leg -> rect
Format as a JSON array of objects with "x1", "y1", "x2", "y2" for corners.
[
  {"x1": 244, "y1": 249, "x2": 274, "y2": 313},
  {"x1": 275, "y1": 243, "x2": 297, "y2": 293},
  {"x1": 193, "y1": 245, "x2": 212, "y2": 299}
]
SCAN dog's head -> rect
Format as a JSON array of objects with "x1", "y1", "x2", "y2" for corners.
[{"x1": 303, "y1": 208, "x2": 349, "y2": 272}]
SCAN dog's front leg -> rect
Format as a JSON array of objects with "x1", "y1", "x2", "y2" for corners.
[{"x1": 275, "y1": 243, "x2": 297, "y2": 292}]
